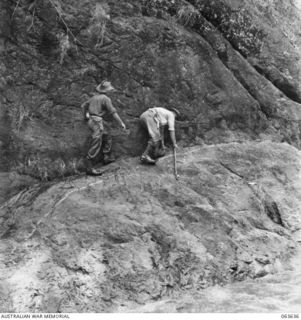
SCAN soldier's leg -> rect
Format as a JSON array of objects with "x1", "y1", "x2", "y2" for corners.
[
  {"x1": 141, "y1": 140, "x2": 156, "y2": 164},
  {"x1": 139, "y1": 114, "x2": 156, "y2": 164},
  {"x1": 153, "y1": 140, "x2": 166, "y2": 159},
  {"x1": 86, "y1": 119, "x2": 104, "y2": 170},
  {"x1": 102, "y1": 133, "x2": 115, "y2": 164},
  {"x1": 140, "y1": 112, "x2": 160, "y2": 164}
]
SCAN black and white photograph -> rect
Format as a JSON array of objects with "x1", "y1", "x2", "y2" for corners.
[{"x1": 0, "y1": 0, "x2": 301, "y2": 318}]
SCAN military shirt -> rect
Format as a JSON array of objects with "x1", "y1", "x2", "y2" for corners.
[{"x1": 83, "y1": 94, "x2": 117, "y2": 118}]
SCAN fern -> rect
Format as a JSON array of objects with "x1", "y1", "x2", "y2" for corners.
[
  {"x1": 91, "y1": 3, "x2": 110, "y2": 48},
  {"x1": 176, "y1": 4, "x2": 200, "y2": 27},
  {"x1": 59, "y1": 33, "x2": 70, "y2": 65}
]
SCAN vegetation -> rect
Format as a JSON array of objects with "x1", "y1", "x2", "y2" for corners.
[
  {"x1": 176, "y1": 3, "x2": 200, "y2": 27},
  {"x1": 89, "y1": 3, "x2": 110, "y2": 48},
  {"x1": 58, "y1": 33, "x2": 70, "y2": 65},
  {"x1": 190, "y1": 0, "x2": 266, "y2": 56},
  {"x1": 13, "y1": 154, "x2": 82, "y2": 181},
  {"x1": 141, "y1": 0, "x2": 265, "y2": 56},
  {"x1": 7, "y1": 103, "x2": 32, "y2": 135}
]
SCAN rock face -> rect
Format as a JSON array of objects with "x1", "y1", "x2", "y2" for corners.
[
  {"x1": 1, "y1": 0, "x2": 301, "y2": 196},
  {"x1": 1, "y1": 141, "x2": 301, "y2": 312},
  {"x1": 1, "y1": 0, "x2": 301, "y2": 312}
]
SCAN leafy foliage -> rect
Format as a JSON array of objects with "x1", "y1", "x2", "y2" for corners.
[
  {"x1": 142, "y1": 0, "x2": 178, "y2": 17},
  {"x1": 176, "y1": 4, "x2": 200, "y2": 27},
  {"x1": 58, "y1": 33, "x2": 70, "y2": 65},
  {"x1": 141, "y1": 0, "x2": 265, "y2": 56},
  {"x1": 89, "y1": 3, "x2": 110, "y2": 48},
  {"x1": 8, "y1": 103, "x2": 33, "y2": 135},
  {"x1": 193, "y1": 1, "x2": 265, "y2": 56}
]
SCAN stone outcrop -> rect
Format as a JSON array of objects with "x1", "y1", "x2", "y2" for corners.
[
  {"x1": 1, "y1": 0, "x2": 301, "y2": 312},
  {"x1": 1, "y1": 0, "x2": 301, "y2": 194},
  {"x1": 1, "y1": 141, "x2": 300, "y2": 312}
]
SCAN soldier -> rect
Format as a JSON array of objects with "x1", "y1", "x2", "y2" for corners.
[
  {"x1": 140, "y1": 106, "x2": 180, "y2": 164},
  {"x1": 81, "y1": 80, "x2": 126, "y2": 174}
]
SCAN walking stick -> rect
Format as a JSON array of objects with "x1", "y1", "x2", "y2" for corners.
[{"x1": 173, "y1": 147, "x2": 179, "y2": 180}]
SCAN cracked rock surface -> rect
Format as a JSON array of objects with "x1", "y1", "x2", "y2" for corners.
[{"x1": 1, "y1": 141, "x2": 301, "y2": 312}]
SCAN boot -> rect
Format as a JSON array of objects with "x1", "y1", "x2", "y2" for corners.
[
  {"x1": 140, "y1": 142, "x2": 156, "y2": 164},
  {"x1": 140, "y1": 154, "x2": 156, "y2": 164},
  {"x1": 84, "y1": 157, "x2": 94, "y2": 174},
  {"x1": 103, "y1": 153, "x2": 115, "y2": 165},
  {"x1": 88, "y1": 167, "x2": 105, "y2": 176}
]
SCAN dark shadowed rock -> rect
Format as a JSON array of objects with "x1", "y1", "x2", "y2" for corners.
[{"x1": 1, "y1": 0, "x2": 301, "y2": 199}]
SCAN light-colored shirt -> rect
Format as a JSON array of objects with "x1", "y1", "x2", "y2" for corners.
[{"x1": 149, "y1": 107, "x2": 175, "y2": 131}]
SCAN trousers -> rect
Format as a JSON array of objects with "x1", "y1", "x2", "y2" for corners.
[
  {"x1": 87, "y1": 117, "x2": 112, "y2": 161},
  {"x1": 140, "y1": 110, "x2": 161, "y2": 143},
  {"x1": 140, "y1": 110, "x2": 165, "y2": 159}
]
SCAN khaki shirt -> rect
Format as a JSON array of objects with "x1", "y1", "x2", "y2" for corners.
[{"x1": 82, "y1": 94, "x2": 117, "y2": 118}]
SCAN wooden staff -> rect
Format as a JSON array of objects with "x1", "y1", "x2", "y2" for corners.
[{"x1": 173, "y1": 147, "x2": 179, "y2": 180}]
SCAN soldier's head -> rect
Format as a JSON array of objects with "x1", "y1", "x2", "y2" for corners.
[
  {"x1": 96, "y1": 80, "x2": 116, "y2": 95},
  {"x1": 170, "y1": 107, "x2": 181, "y2": 119}
]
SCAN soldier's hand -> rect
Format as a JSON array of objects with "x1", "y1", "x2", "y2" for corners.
[
  {"x1": 84, "y1": 112, "x2": 90, "y2": 121},
  {"x1": 121, "y1": 122, "x2": 126, "y2": 130},
  {"x1": 173, "y1": 144, "x2": 179, "y2": 149}
]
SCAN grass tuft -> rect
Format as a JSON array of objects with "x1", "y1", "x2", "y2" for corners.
[
  {"x1": 90, "y1": 3, "x2": 110, "y2": 48},
  {"x1": 176, "y1": 4, "x2": 200, "y2": 27}
]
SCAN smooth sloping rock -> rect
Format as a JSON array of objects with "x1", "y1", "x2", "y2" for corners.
[{"x1": 0, "y1": 141, "x2": 300, "y2": 312}]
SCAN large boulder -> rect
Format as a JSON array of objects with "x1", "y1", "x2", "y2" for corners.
[{"x1": 0, "y1": 141, "x2": 300, "y2": 312}]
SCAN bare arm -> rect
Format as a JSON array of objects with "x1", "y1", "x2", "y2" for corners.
[
  {"x1": 81, "y1": 100, "x2": 90, "y2": 119},
  {"x1": 113, "y1": 112, "x2": 126, "y2": 129},
  {"x1": 167, "y1": 112, "x2": 178, "y2": 148},
  {"x1": 169, "y1": 130, "x2": 178, "y2": 148},
  {"x1": 160, "y1": 126, "x2": 165, "y2": 148}
]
